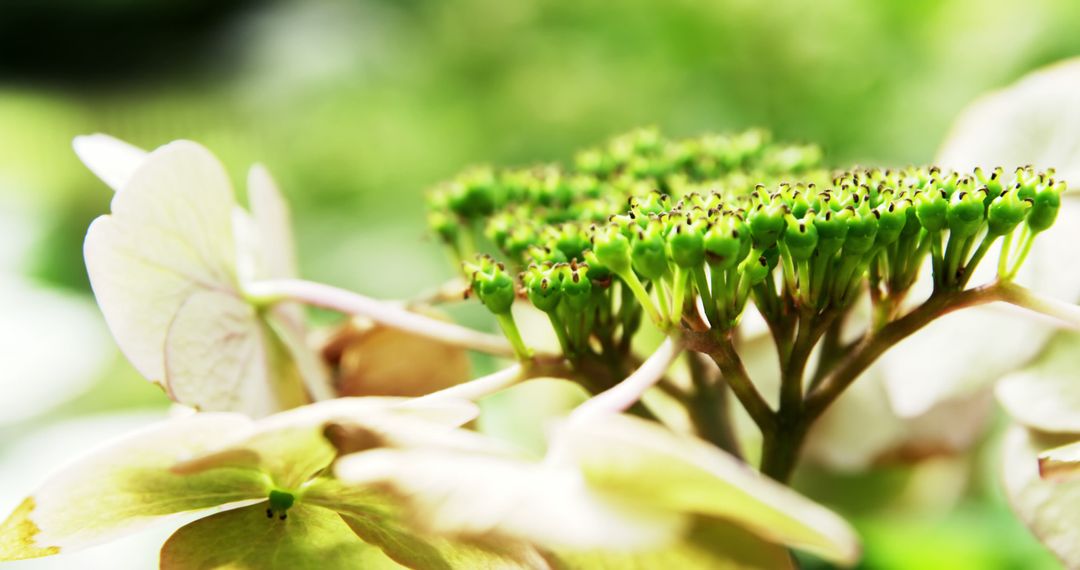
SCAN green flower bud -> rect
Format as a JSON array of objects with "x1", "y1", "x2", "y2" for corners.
[
  {"x1": 575, "y1": 148, "x2": 615, "y2": 178},
  {"x1": 447, "y1": 167, "x2": 499, "y2": 218},
  {"x1": 783, "y1": 212, "x2": 819, "y2": 261},
  {"x1": 631, "y1": 218, "x2": 670, "y2": 279},
  {"x1": 666, "y1": 216, "x2": 707, "y2": 268},
  {"x1": 946, "y1": 189, "x2": 986, "y2": 238},
  {"x1": 987, "y1": 189, "x2": 1031, "y2": 236},
  {"x1": 464, "y1": 256, "x2": 516, "y2": 314},
  {"x1": 590, "y1": 224, "x2": 633, "y2": 274},
  {"x1": 427, "y1": 211, "x2": 459, "y2": 245},
  {"x1": 546, "y1": 224, "x2": 590, "y2": 263},
  {"x1": 813, "y1": 207, "x2": 852, "y2": 254},
  {"x1": 915, "y1": 188, "x2": 948, "y2": 232},
  {"x1": 843, "y1": 204, "x2": 878, "y2": 255},
  {"x1": 704, "y1": 215, "x2": 748, "y2": 269},
  {"x1": 526, "y1": 244, "x2": 568, "y2": 265},
  {"x1": 524, "y1": 264, "x2": 562, "y2": 313},
  {"x1": 975, "y1": 166, "x2": 1004, "y2": 207},
  {"x1": 1028, "y1": 180, "x2": 1064, "y2": 233},
  {"x1": 559, "y1": 262, "x2": 593, "y2": 310},
  {"x1": 629, "y1": 192, "x2": 672, "y2": 218},
  {"x1": 743, "y1": 254, "x2": 771, "y2": 285},
  {"x1": 747, "y1": 201, "x2": 786, "y2": 249},
  {"x1": 874, "y1": 199, "x2": 909, "y2": 246}
]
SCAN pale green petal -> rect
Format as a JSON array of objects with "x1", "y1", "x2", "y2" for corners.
[
  {"x1": 304, "y1": 479, "x2": 547, "y2": 569},
  {"x1": 476, "y1": 378, "x2": 589, "y2": 457},
  {"x1": 159, "y1": 503, "x2": 401, "y2": 570},
  {"x1": 547, "y1": 518, "x2": 794, "y2": 570},
  {"x1": 562, "y1": 414, "x2": 860, "y2": 565},
  {"x1": 0, "y1": 414, "x2": 267, "y2": 560},
  {"x1": 72, "y1": 133, "x2": 148, "y2": 193},
  {"x1": 1002, "y1": 426, "x2": 1080, "y2": 567},
  {"x1": 165, "y1": 290, "x2": 309, "y2": 418},
  {"x1": 335, "y1": 448, "x2": 685, "y2": 551},
  {"x1": 84, "y1": 140, "x2": 239, "y2": 384},
  {"x1": 173, "y1": 398, "x2": 480, "y2": 489},
  {"x1": 997, "y1": 331, "x2": 1080, "y2": 433}
]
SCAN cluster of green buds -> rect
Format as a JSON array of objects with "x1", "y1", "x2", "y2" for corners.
[{"x1": 431, "y1": 129, "x2": 1064, "y2": 359}]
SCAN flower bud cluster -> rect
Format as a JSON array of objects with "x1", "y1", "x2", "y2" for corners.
[{"x1": 436, "y1": 130, "x2": 1063, "y2": 355}]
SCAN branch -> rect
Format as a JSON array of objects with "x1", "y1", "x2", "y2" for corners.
[
  {"x1": 685, "y1": 330, "x2": 776, "y2": 434},
  {"x1": 568, "y1": 337, "x2": 683, "y2": 423},
  {"x1": 244, "y1": 278, "x2": 532, "y2": 358},
  {"x1": 804, "y1": 283, "x2": 1006, "y2": 421}
]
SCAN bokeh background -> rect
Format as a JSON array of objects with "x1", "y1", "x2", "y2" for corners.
[{"x1": 2, "y1": 0, "x2": 1079, "y2": 567}]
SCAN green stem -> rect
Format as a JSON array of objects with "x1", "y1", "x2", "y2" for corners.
[
  {"x1": 694, "y1": 265, "x2": 719, "y2": 327},
  {"x1": 1006, "y1": 228, "x2": 1037, "y2": 279},
  {"x1": 959, "y1": 232, "x2": 999, "y2": 288},
  {"x1": 670, "y1": 266, "x2": 690, "y2": 326},
  {"x1": 546, "y1": 311, "x2": 572, "y2": 356},
  {"x1": 495, "y1": 312, "x2": 532, "y2": 361},
  {"x1": 618, "y1": 270, "x2": 664, "y2": 327},
  {"x1": 685, "y1": 330, "x2": 776, "y2": 435},
  {"x1": 998, "y1": 231, "x2": 1015, "y2": 276}
]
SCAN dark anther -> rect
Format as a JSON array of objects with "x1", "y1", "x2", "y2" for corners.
[
  {"x1": 266, "y1": 509, "x2": 273, "y2": 519},
  {"x1": 280, "y1": 513, "x2": 287, "y2": 521}
]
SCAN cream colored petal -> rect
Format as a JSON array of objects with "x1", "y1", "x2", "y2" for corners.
[
  {"x1": 164, "y1": 290, "x2": 309, "y2": 418},
  {"x1": 247, "y1": 164, "x2": 299, "y2": 282},
  {"x1": 335, "y1": 449, "x2": 685, "y2": 552},
  {"x1": 562, "y1": 414, "x2": 860, "y2": 565},
  {"x1": 937, "y1": 57, "x2": 1080, "y2": 184},
  {"x1": 997, "y1": 331, "x2": 1080, "y2": 433},
  {"x1": 84, "y1": 140, "x2": 239, "y2": 383},
  {"x1": 173, "y1": 397, "x2": 481, "y2": 489},
  {"x1": 1002, "y1": 426, "x2": 1080, "y2": 568},
  {"x1": 72, "y1": 134, "x2": 148, "y2": 193},
  {"x1": 0, "y1": 414, "x2": 266, "y2": 561}
]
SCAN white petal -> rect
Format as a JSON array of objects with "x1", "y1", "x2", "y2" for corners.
[
  {"x1": 84, "y1": 140, "x2": 239, "y2": 383},
  {"x1": 164, "y1": 290, "x2": 308, "y2": 418},
  {"x1": 1002, "y1": 426, "x2": 1080, "y2": 568},
  {"x1": 937, "y1": 57, "x2": 1080, "y2": 184},
  {"x1": 335, "y1": 449, "x2": 684, "y2": 551},
  {"x1": 72, "y1": 134, "x2": 148, "y2": 193},
  {"x1": 997, "y1": 331, "x2": 1080, "y2": 433},
  {"x1": 0, "y1": 279, "x2": 111, "y2": 425},
  {"x1": 247, "y1": 165, "x2": 299, "y2": 282}
]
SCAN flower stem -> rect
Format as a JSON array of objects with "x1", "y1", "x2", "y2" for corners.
[
  {"x1": 417, "y1": 363, "x2": 525, "y2": 401},
  {"x1": 244, "y1": 278, "x2": 524, "y2": 358},
  {"x1": 567, "y1": 336, "x2": 683, "y2": 423}
]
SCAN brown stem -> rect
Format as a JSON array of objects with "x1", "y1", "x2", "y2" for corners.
[
  {"x1": 804, "y1": 284, "x2": 1005, "y2": 421},
  {"x1": 685, "y1": 329, "x2": 776, "y2": 435},
  {"x1": 687, "y1": 352, "x2": 743, "y2": 459}
]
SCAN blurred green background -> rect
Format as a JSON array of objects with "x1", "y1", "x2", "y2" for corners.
[{"x1": 2, "y1": 0, "x2": 1078, "y2": 567}]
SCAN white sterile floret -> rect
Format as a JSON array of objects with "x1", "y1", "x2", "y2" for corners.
[{"x1": 77, "y1": 135, "x2": 330, "y2": 416}]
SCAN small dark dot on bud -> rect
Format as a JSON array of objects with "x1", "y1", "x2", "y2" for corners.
[
  {"x1": 266, "y1": 509, "x2": 273, "y2": 519},
  {"x1": 872, "y1": 210, "x2": 881, "y2": 219},
  {"x1": 280, "y1": 513, "x2": 287, "y2": 521}
]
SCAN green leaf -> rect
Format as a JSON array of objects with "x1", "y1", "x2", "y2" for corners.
[
  {"x1": 997, "y1": 331, "x2": 1080, "y2": 433},
  {"x1": 304, "y1": 479, "x2": 547, "y2": 569},
  {"x1": 546, "y1": 518, "x2": 794, "y2": 570},
  {"x1": 159, "y1": 503, "x2": 401, "y2": 570},
  {"x1": 0, "y1": 414, "x2": 267, "y2": 560},
  {"x1": 1002, "y1": 426, "x2": 1080, "y2": 567},
  {"x1": 562, "y1": 414, "x2": 860, "y2": 565}
]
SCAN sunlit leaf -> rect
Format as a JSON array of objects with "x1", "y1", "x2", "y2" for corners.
[
  {"x1": 562, "y1": 414, "x2": 860, "y2": 565},
  {"x1": 0, "y1": 414, "x2": 266, "y2": 560},
  {"x1": 159, "y1": 503, "x2": 401, "y2": 570}
]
